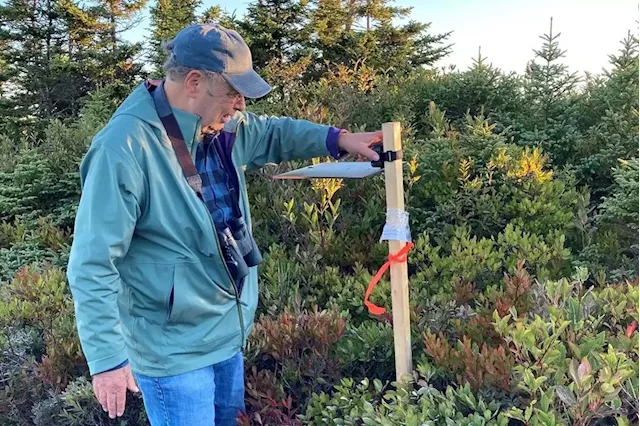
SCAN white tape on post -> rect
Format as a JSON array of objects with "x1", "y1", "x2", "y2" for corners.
[{"x1": 380, "y1": 208, "x2": 411, "y2": 242}]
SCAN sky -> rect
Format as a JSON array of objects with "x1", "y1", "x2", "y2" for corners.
[{"x1": 124, "y1": 0, "x2": 639, "y2": 75}]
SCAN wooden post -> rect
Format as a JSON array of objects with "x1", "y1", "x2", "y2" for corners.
[{"x1": 382, "y1": 121, "x2": 412, "y2": 381}]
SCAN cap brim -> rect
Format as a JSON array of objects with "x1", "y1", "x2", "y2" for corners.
[{"x1": 222, "y1": 69, "x2": 272, "y2": 99}]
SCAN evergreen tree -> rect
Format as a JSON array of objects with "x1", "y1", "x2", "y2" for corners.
[
  {"x1": 608, "y1": 30, "x2": 639, "y2": 69},
  {"x1": 0, "y1": 38, "x2": 8, "y2": 89},
  {"x1": 199, "y1": 5, "x2": 239, "y2": 31},
  {"x1": 0, "y1": 0, "x2": 146, "y2": 136},
  {"x1": 307, "y1": 0, "x2": 451, "y2": 77},
  {"x1": 524, "y1": 17, "x2": 579, "y2": 113},
  {"x1": 0, "y1": 0, "x2": 69, "y2": 125},
  {"x1": 0, "y1": 33, "x2": 17, "y2": 134},
  {"x1": 356, "y1": 0, "x2": 409, "y2": 31},
  {"x1": 518, "y1": 17, "x2": 582, "y2": 166},
  {"x1": 62, "y1": 0, "x2": 147, "y2": 97},
  {"x1": 575, "y1": 31, "x2": 639, "y2": 196},
  {"x1": 579, "y1": 31, "x2": 639, "y2": 129},
  {"x1": 97, "y1": 0, "x2": 146, "y2": 47},
  {"x1": 148, "y1": 0, "x2": 202, "y2": 74},
  {"x1": 309, "y1": 0, "x2": 346, "y2": 47},
  {"x1": 240, "y1": 0, "x2": 311, "y2": 71},
  {"x1": 414, "y1": 47, "x2": 523, "y2": 139}
]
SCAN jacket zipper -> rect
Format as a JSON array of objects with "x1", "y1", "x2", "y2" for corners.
[
  {"x1": 194, "y1": 137, "x2": 246, "y2": 348},
  {"x1": 209, "y1": 213, "x2": 246, "y2": 347}
]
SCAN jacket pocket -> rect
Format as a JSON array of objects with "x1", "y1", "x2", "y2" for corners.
[
  {"x1": 120, "y1": 262, "x2": 176, "y2": 326},
  {"x1": 164, "y1": 261, "x2": 237, "y2": 346},
  {"x1": 166, "y1": 285, "x2": 175, "y2": 324}
]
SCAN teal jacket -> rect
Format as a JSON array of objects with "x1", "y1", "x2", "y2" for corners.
[{"x1": 67, "y1": 82, "x2": 338, "y2": 377}]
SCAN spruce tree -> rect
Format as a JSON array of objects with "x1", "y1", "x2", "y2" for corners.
[
  {"x1": 0, "y1": 34, "x2": 17, "y2": 134},
  {"x1": 608, "y1": 30, "x2": 639, "y2": 70},
  {"x1": 580, "y1": 30, "x2": 639, "y2": 128},
  {"x1": 199, "y1": 5, "x2": 239, "y2": 30},
  {"x1": 307, "y1": 0, "x2": 451, "y2": 76},
  {"x1": 419, "y1": 47, "x2": 523, "y2": 136},
  {"x1": 96, "y1": 0, "x2": 147, "y2": 47},
  {"x1": 525, "y1": 17, "x2": 579, "y2": 113},
  {"x1": 63, "y1": 0, "x2": 147, "y2": 95},
  {"x1": 240, "y1": 0, "x2": 311, "y2": 71},
  {"x1": 356, "y1": 0, "x2": 409, "y2": 31},
  {"x1": 519, "y1": 17, "x2": 582, "y2": 166},
  {"x1": 575, "y1": 31, "x2": 639, "y2": 196},
  {"x1": 148, "y1": 0, "x2": 202, "y2": 74},
  {"x1": 0, "y1": 0, "x2": 146, "y2": 135},
  {"x1": 0, "y1": 0, "x2": 69, "y2": 125},
  {"x1": 309, "y1": 0, "x2": 347, "y2": 47},
  {"x1": 356, "y1": 0, "x2": 452, "y2": 71}
]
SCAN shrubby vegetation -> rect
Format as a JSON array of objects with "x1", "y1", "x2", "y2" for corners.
[{"x1": 0, "y1": 0, "x2": 637, "y2": 424}]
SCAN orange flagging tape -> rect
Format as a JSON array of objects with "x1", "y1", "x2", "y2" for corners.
[{"x1": 364, "y1": 242, "x2": 414, "y2": 315}]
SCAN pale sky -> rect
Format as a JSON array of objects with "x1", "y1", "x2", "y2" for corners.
[{"x1": 124, "y1": 0, "x2": 639, "y2": 75}]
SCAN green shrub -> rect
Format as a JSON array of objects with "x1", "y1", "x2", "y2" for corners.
[
  {"x1": 0, "y1": 267, "x2": 84, "y2": 389},
  {"x1": 32, "y1": 377, "x2": 147, "y2": 426},
  {"x1": 0, "y1": 218, "x2": 72, "y2": 282},
  {"x1": 410, "y1": 113, "x2": 578, "y2": 243},
  {"x1": 493, "y1": 268, "x2": 639, "y2": 425},
  {"x1": 0, "y1": 148, "x2": 80, "y2": 222},
  {"x1": 301, "y1": 374, "x2": 512, "y2": 426},
  {"x1": 586, "y1": 158, "x2": 639, "y2": 282},
  {"x1": 336, "y1": 321, "x2": 395, "y2": 381},
  {"x1": 0, "y1": 328, "x2": 46, "y2": 426}
]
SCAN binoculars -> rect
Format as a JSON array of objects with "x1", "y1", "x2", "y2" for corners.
[{"x1": 218, "y1": 216, "x2": 262, "y2": 290}]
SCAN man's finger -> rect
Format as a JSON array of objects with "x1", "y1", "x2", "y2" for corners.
[
  {"x1": 127, "y1": 371, "x2": 139, "y2": 393},
  {"x1": 93, "y1": 381, "x2": 100, "y2": 402},
  {"x1": 98, "y1": 389, "x2": 108, "y2": 412},
  {"x1": 107, "y1": 390, "x2": 117, "y2": 419},
  {"x1": 116, "y1": 388, "x2": 126, "y2": 417},
  {"x1": 369, "y1": 130, "x2": 383, "y2": 143},
  {"x1": 360, "y1": 146, "x2": 379, "y2": 161},
  {"x1": 363, "y1": 131, "x2": 383, "y2": 146}
]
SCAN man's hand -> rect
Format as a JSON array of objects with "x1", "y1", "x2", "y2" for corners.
[
  {"x1": 93, "y1": 364, "x2": 139, "y2": 419},
  {"x1": 337, "y1": 130, "x2": 383, "y2": 161}
]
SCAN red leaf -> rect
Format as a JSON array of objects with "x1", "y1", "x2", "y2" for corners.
[{"x1": 626, "y1": 320, "x2": 637, "y2": 338}]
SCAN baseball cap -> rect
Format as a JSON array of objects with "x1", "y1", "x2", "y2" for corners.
[{"x1": 166, "y1": 23, "x2": 272, "y2": 99}]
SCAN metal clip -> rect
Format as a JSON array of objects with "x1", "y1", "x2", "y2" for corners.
[{"x1": 187, "y1": 174, "x2": 203, "y2": 194}]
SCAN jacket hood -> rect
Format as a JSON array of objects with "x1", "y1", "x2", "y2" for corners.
[{"x1": 111, "y1": 81, "x2": 203, "y2": 148}]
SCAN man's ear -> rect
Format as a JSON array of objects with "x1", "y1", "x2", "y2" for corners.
[{"x1": 183, "y1": 70, "x2": 204, "y2": 99}]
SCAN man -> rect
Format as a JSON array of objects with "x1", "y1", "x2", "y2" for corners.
[{"x1": 66, "y1": 23, "x2": 381, "y2": 426}]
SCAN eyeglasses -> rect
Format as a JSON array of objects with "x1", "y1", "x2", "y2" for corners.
[
  {"x1": 205, "y1": 73, "x2": 243, "y2": 102},
  {"x1": 225, "y1": 86, "x2": 243, "y2": 102}
]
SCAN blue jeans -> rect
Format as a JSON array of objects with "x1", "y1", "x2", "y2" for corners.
[{"x1": 133, "y1": 353, "x2": 246, "y2": 426}]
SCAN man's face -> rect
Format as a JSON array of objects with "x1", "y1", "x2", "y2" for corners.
[{"x1": 184, "y1": 72, "x2": 246, "y2": 132}]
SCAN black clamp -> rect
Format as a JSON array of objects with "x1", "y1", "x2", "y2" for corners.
[{"x1": 371, "y1": 144, "x2": 402, "y2": 168}]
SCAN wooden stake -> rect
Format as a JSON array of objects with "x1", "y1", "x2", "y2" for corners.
[{"x1": 382, "y1": 121, "x2": 412, "y2": 381}]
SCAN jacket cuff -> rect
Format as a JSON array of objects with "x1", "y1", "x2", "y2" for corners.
[
  {"x1": 100, "y1": 359, "x2": 129, "y2": 374},
  {"x1": 89, "y1": 351, "x2": 129, "y2": 376},
  {"x1": 326, "y1": 127, "x2": 348, "y2": 160}
]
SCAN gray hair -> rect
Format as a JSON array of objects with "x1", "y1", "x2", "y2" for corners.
[{"x1": 161, "y1": 40, "x2": 220, "y2": 84}]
